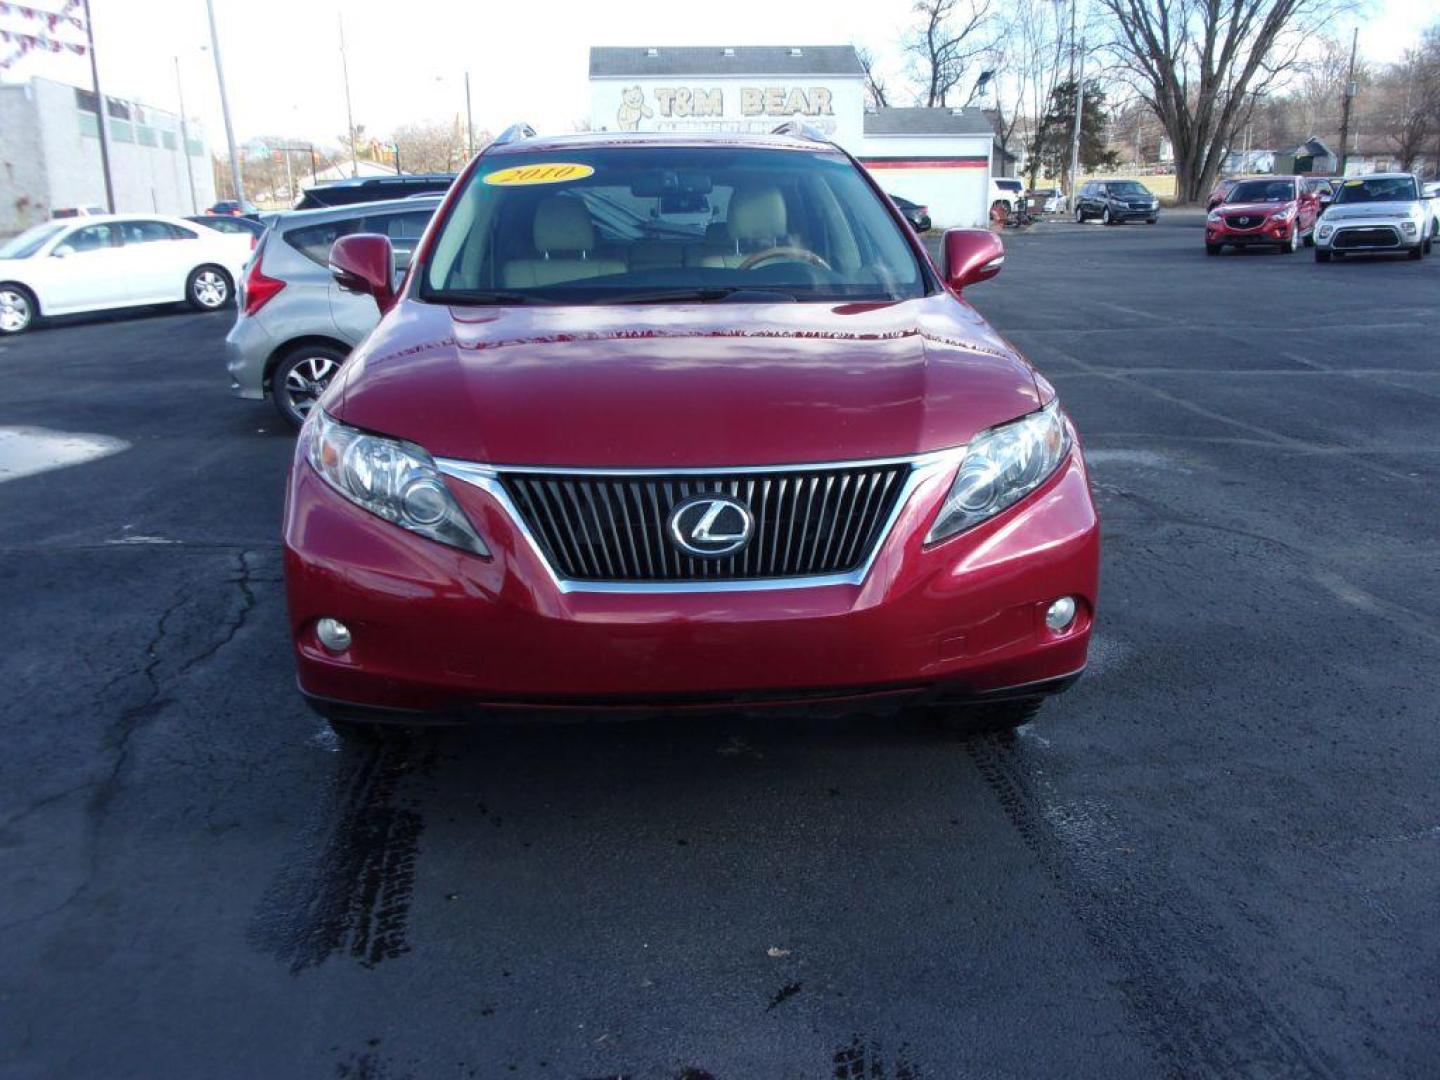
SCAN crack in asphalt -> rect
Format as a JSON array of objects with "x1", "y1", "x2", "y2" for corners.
[{"x1": 0, "y1": 549, "x2": 264, "y2": 933}]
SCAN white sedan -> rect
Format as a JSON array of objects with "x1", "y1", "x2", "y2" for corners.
[{"x1": 0, "y1": 214, "x2": 251, "y2": 335}]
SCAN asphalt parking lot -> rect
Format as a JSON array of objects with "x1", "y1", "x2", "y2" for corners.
[{"x1": 2, "y1": 210, "x2": 1437, "y2": 1079}]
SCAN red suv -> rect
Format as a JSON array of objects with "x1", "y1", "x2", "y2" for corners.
[
  {"x1": 285, "y1": 128, "x2": 1100, "y2": 740},
  {"x1": 1206, "y1": 176, "x2": 1322, "y2": 255}
]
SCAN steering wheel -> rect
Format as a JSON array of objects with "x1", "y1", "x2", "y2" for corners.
[{"x1": 736, "y1": 246, "x2": 833, "y2": 272}]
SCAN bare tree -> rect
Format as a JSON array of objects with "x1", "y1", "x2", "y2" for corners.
[
  {"x1": 904, "y1": 0, "x2": 995, "y2": 107},
  {"x1": 1096, "y1": 0, "x2": 1357, "y2": 204},
  {"x1": 856, "y1": 45, "x2": 892, "y2": 109},
  {"x1": 991, "y1": 0, "x2": 1070, "y2": 186},
  {"x1": 1374, "y1": 46, "x2": 1440, "y2": 171},
  {"x1": 390, "y1": 119, "x2": 469, "y2": 174}
]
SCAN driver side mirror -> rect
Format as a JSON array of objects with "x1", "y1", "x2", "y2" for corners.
[
  {"x1": 941, "y1": 228, "x2": 1004, "y2": 292},
  {"x1": 51, "y1": 244, "x2": 74, "y2": 258},
  {"x1": 329, "y1": 233, "x2": 397, "y2": 314}
]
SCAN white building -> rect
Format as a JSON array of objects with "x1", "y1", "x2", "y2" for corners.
[
  {"x1": 0, "y1": 76, "x2": 214, "y2": 235},
  {"x1": 588, "y1": 46, "x2": 994, "y2": 228},
  {"x1": 860, "y1": 107, "x2": 995, "y2": 229}
]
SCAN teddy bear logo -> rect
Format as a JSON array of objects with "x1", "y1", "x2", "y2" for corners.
[{"x1": 615, "y1": 86, "x2": 653, "y2": 131}]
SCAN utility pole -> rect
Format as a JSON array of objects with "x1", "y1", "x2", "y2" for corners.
[
  {"x1": 173, "y1": 56, "x2": 198, "y2": 214},
  {"x1": 1337, "y1": 26, "x2": 1358, "y2": 178},
  {"x1": 205, "y1": 0, "x2": 245, "y2": 207},
  {"x1": 465, "y1": 70, "x2": 475, "y2": 156},
  {"x1": 339, "y1": 14, "x2": 358, "y2": 178},
  {"x1": 80, "y1": 0, "x2": 115, "y2": 213},
  {"x1": 1069, "y1": 39, "x2": 1086, "y2": 200}
]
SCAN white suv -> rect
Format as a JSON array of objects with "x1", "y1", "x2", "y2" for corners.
[
  {"x1": 1315, "y1": 173, "x2": 1433, "y2": 262},
  {"x1": 990, "y1": 177, "x2": 1025, "y2": 217}
]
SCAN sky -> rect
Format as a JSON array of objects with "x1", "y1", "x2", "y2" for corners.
[{"x1": 1, "y1": 0, "x2": 1435, "y2": 156}]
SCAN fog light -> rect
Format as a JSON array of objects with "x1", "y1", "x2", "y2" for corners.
[
  {"x1": 316, "y1": 617, "x2": 352, "y2": 653},
  {"x1": 1045, "y1": 597, "x2": 1077, "y2": 631}
]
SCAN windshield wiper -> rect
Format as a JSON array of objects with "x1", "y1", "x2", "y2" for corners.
[{"x1": 607, "y1": 287, "x2": 799, "y2": 305}]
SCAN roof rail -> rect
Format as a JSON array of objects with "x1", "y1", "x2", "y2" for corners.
[
  {"x1": 770, "y1": 121, "x2": 830, "y2": 144},
  {"x1": 492, "y1": 122, "x2": 537, "y2": 146}
]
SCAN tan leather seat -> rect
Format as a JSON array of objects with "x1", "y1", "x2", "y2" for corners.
[
  {"x1": 686, "y1": 187, "x2": 791, "y2": 268},
  {"x1": 503, "y1": 197, "x2": 625, "y2": 287}
]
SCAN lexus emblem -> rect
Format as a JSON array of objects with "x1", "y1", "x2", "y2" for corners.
[{"x1": 667, "y1": 494, "x2": 754, "y2": 557}]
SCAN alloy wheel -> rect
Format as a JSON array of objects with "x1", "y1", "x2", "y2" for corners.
[
  {"x1": 281, "y1": 355, "x2": 339, "y2": 419},
  {"x1": 0, "y1": 288, "x2": 31, "y2": 333},
  {"x1": 193, "y1": 270, "x2": 228, "y2": 309}
]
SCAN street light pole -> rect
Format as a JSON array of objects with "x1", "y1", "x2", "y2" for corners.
[
  {"x1": 339, "y1": 13, "x2": 358, "y2": 178},
  {"x1": 173, "y1": 56, "x2": 198, "y2": 214},
  {"x1": 465, "y1": 70, "x2": 475, "y2": 156},
  {"x1": 1068, "y1": 38, "x2": 1086, "y2": 200},
  {"x1": 80, "y1": 0, "x2": 115, "y2": 213},
  {"x1": 204, "y1": 0, "x2": 245, "y2": 207}
]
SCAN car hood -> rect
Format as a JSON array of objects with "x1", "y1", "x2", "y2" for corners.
[
  {"x1": 330, "y1": 294, "x2": 1044, "y2": 467},
  {"x1": 1324, "y1": 204, "x2": 1417, "y2": 222},
  {"x1": 1219, "y1": 201, "x2": 1292, "y2": 215}
]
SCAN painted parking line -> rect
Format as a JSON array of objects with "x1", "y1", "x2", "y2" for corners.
[{"x1": 0, "y1": 426, "x2": 129, "y2": 483}]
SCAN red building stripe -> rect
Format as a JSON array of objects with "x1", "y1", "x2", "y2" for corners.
[{"x1": 857, "y1": 157, "x2": 989, "y2": 170}]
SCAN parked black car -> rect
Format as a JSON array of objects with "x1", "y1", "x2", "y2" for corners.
[
  {"x1": 295, "y1": 173, "x2": 456, "y2": 209},
  {"x1": 889, "y1": 194, "x2": 932, "y2": 233},
  {"x1": 206, "y1": 200, "x2": 260, "y2": 217},
  {"x1": 1074, "y1": 180, "x2": 1160, "y2": 224},
  {"x1": 186, "y1": 214, "x2": 265, "y2": 246}
]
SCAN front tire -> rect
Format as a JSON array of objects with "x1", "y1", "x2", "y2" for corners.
[
  {"x1": 0, "y1": 283, "x2": 37, "y2": 335},
  {"x1": 1315, "y1": 249, "x2": 1332, "y2": 263},
  {"x1": 1408, "y1": 243, "x2": 1424, "y2": 261},
  {"x1": 271, "y1": 343, "x2": 347, "y2": 428},
  {"x1": 1282, "y1": 229, "x2": 1299, "y2": 254},
  {"x1": 1102, "y1": 206, "x2": 1113, "y2": 225},
  {"x1": 1074, "y1": 205, "x2": 1086, "y2": 223},
  {"x1": 1206, "y1": 243, "x2": 1222, "y2": 256},
  {"x1": 187, "y1": 265, "x2": 232, "y2": 311}
]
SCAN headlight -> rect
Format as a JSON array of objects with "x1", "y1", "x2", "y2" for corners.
[
  {"x1": 1402, "y1": 220, "x2": 1417, "y2": 233},
  {"x1": 927, "y1": 400, "x2": 1071, "y2": 544},
  {"x1": 1318, "y1": 224, "x2": 1333, "y2": 238},
  {"x1": 1269, "y1": 206, "x2": 1296, "y2": 221},
  {"x1": 306, "y1": 409, "x2": 489, "y2": 555},
  {"x1": 1207, "y1": 210, "x2": 1223, "y2": 223}
]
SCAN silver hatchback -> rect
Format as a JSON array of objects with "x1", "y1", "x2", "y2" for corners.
[{"x1": 225, "y1": 196, "x2": 442, "y2": 426}]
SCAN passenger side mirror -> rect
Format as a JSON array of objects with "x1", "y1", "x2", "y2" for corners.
[
  {"x1": 941, "y1": 228, "x2": 1005, "y2": 292},
  {"x1": 329, "y1": 233, "x2": 396, "y2": 314},
  {"x1": 52, "y1": 244, "x2": 74, "y2": 258}
]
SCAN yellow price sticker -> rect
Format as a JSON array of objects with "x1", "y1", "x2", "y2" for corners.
[
  {"x1": 483, "y1": 163, "x2": 595, "y2": 186},
  {"x1": 1344, "y1": 178, "x2": 1364, "y2": 186}
]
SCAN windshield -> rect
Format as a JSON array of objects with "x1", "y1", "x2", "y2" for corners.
[
  {"x1": 1227, "y1": 179, "x2": 1296, "y2": 203},
  {"x1": 1333, "y1": 176, "x2": 1418, "y2": 204},
  {"x1": 421, "y1": 146, "x2": 928, "y2": 305},
  {"x1": 0, "y1": 222, "x2": 65, "y2": 259},
  {"x1": 1108, "y1": 182, "x2": 1149, "y2": 196}
]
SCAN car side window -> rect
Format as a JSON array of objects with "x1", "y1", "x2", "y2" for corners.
[
  {"x1": 362, "y1": 209, "x2": 433, "y2": 270},
  {"x1": 65, "y1": 223, "x2": 119, "y2": 253},
  {"x1": 120, "y1": 220, "x2": 178, "y2": 245},
  {"x1": 285, "y1": 216, "x2": 365, "y2": 268},
  {"x1": 168, "y1": 223, "x2": 198, "y2": 240}
]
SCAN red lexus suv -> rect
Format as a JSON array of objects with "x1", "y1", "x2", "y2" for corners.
[
  {"x1": 284, "y1": 127, "x2": 1100, "y2": 740},
  {"x1": 1206, "y1": 175, "x2": 1322, "y2": 255}
]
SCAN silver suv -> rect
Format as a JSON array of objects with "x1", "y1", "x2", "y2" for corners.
[
  {"x1": 1315, "y1": 173, "x2": 1433, "y2": 262},
  {"x1": 225, "y1": 196, "x2": 441, "y2": 425}
]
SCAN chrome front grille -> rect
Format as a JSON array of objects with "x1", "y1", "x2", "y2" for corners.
[
  {"x1": 500, "y1": 463, "x2": 911, "y2": 582},
  {"x1": 1224, "y1": 213, "x2": 1263, "y2": 229}
]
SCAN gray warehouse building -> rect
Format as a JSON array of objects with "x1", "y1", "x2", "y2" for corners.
[{"x1": 0, "y1": 75, "x2": 215, "y2": 235}]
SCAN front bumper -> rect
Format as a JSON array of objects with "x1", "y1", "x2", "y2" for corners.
[
  {"x1": 1108, "y1": 205, "x2": 1158, "y2": 221},
  {"x1": 283, "y1": 447, "x2": 1101, "y2": 719},
  {"x1": 1315, "y1": 222, "x2": 1414, "y2": 252},
  {"x1": 1207, "y1": 219, "x2": 1295, "y2": 246}
]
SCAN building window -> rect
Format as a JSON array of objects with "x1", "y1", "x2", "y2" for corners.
[
  {"x1": 110, "y1": 119, "x2": 134, "y2": 143},
  {"x1": 137, "y1": 125, "x2": 157, "y2": 147},
  {"x1": 186, "y1": 138, "x2": 203, "y2": 157},
  {"x1": 78, "y1": 111, "x2": 99, "y2": 137},
  {"x1": 162, "y1": 131, "x2": 178, "y2": 150}
]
